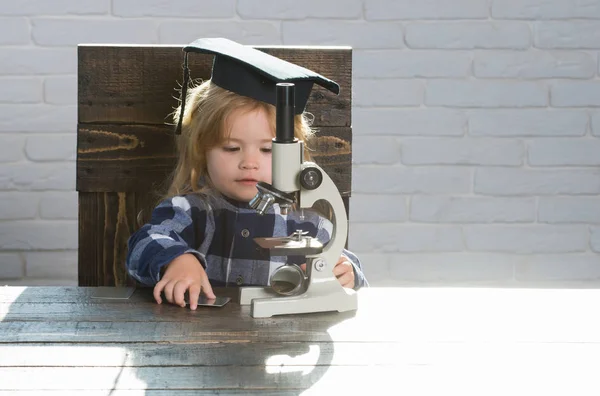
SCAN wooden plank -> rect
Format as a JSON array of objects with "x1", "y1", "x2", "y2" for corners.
[
  {"x1": 0, "y1": 286, "x2": 237, "y2": 304},
  {"x1": 78, "y1": 45, "x2": 351, "y2": 127},
  {"x1": 0, "y1": 366, "x2": 419, "y2": 392},
  {"x1": 0, "y1": 342, "x2": 413, "y2": 367},
  {"x1": 78, "y1": 192, "x2": 149, "y2": 287},
  {"x1": 76, "y1": 124, "x2": 351, "y2": 194},
  {"x1": 76, "y1": 124, "x2": 176, "y2": 193},
  {"x1": 0, "y1": 392, "x2": 294, "y2": 396},
  {"x1": 3, "y1": 364, "x2": 599, "y2": 393}
]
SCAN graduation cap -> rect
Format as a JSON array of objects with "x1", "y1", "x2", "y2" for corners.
[{"x1": 175, "y1": 38, "x2": 340, "y2": 134}]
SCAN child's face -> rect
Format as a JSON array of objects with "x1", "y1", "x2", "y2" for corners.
[{"x1": 206, "y1": 107, "x2": 274, "y2": 202}]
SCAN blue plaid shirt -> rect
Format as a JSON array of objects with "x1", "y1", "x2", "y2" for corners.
[{"x1": 126, "y1": 191, "x2": 367, "y2": 290}]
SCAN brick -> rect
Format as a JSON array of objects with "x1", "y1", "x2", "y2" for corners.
[
  {"x1": 283, "y1": 21, "x2": 404, "y2": 49},
  {"x1": 0, "y1": 78, "x2": 43, "y2": 104},
  {"x1": 592, "y1": 227, "x2": 600, "y2": 252},
  {"x1": 365, "y1": 0, "x2": 489, "y2": 20},
  {"x1": 25, "y1": 134, "x2": 76, "y2": 161},
  {"x1": 426, "y1": 81, "x2": 547, "y2": 108},
  {"x1": 515, "y1": 254, "x2": 600, "y2": 281},
  {"x1": 40, "y1": 192, "x2": 78, "y2": 220},
  {"x1": 464, "y1": 225, "x2": 588, "y2": 253},
  {"x1": 474, "y1": 51, "x2": 595, "y2": 79},
  {"x1": 238, "y1": 0, "x2": 362, "y2": 19},
  {"x1": 593, "y1": 113, "x2": 600, "y2": 137},
  {"x1": 354, "y1": 108, "x2": 466, "y2": 137},
  {"x1": 349, "y1": 194, "x2": 407, "y2": 223},
  {"x1": 387, "y1": 253, "x2": 514, "y2": 283},
  {"x1": 354, "y1": 50, "x2": 472, "y2": 78},
  {"x1": 25, "y1": 251, "x2": 77, "y2": 279},
  {"x1": 0, "y1": 135, "x2": 25, "y2": 162},
  {"x1": 406, "y1": 22, "x2": 531, "y2": 49},
  {"x1": 0, "y1": 18, "x2": 30, "y2": 45},
  {"x1": 0, "y1": 105, "x2": 76, "y2": 133},
  {"x1": 354, "y1": 167, "x2": 471, "y2": 194},
  {"x1": 355, "y1": 79, "x2": 424, "y2": 107},
  {"x1": 353, "y1": 136, "x2": 400, "y2": 164},
  {"x1": 552, "y1": 82, "x2": 600, "y2": 107},
  {"x1": 411, "y1": 196, "x2": 535, "y2": 223},
  {"x1": 44, "y1": 76, "x2": 76, "y2": 105},
  {"x1": 469, "y1": 110, "x2": 588, "y2": 137},
  {"x1": 539, "y1": 198, "x2": 600, "y2": 224},
  {"x1": 475, "y1": 168, "x2": 600, "y2": 195},
  {"x1": 350, "y1": 224, "x2": 464, "y2": 253},
  {"x1": 0, "y1": 163, "x2": 75, "y2": 191},
  {"x1": 0, "y1": 48, "x2": 76, "y2": 75},
  {"x1": 529, "y1": 139, "x2": 600, "y2": 166},
  {"x1": 0, "y1": 253, "x2": 24, "y2": 279},
  {"x1": 0, "y1": 221, "x2": 77, "y2": 250},
  {"x1": 0, "y1": 0, "x2": 108, "y2": 15},
  {"x1": 32, "y1": 19, "x2": 158, "y2": 46},
  {"x1": 159, "y1": 21, "x2": 280, "y2": 45},
  {"x1": 401, "y1": 138, "x2": 524, "y2": 166},
  {"x1": 0, "y1": 193, "x2": 38, "y2": 220},
  {"x1": 535, "y1": 21, "x2": 600, "y2": 49},
  {"x1": 113, "y1": 0, "x2": 234, "y2": 17},
  {"x1": 493, "y1": 0, "x2": 600, "y2": 19}
]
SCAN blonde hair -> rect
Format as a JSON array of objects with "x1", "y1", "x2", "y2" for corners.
[{"x1": 166, "y1": 80, "x2": 316, "y2": 199}]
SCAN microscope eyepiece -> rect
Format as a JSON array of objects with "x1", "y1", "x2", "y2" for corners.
[{"x1": 275, "y1": 83, "x2": 295, "y2": 143}]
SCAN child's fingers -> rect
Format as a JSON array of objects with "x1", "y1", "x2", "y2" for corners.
[
  {"x1": 153, "y1": 280, "x2": 166, "y2": 304},
  {"x1": 333, "y1": 260, "x2": 351, "y2": 277},
  {"x1": 188, "y1": 284, "x2": 201, "y2": 310},
  {"x1": 201, "y1": 276, "x2": 216, "y2": 299},
  {"x1": 163, "y1": 280, "x2": 176, "y2": 304},
  {"x1": 338, "y1": 272, "x2": 354, "y2": 288},
  {"x1": 300, "y1": 263, "x2": 307, "y2": 272},
  {"x1": 173, "y1": 281, "x2": 189, "y2": 307}
]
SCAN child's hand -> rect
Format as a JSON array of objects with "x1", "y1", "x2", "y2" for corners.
[
  {"x1": 153, "y1": 253, "x2": 215, "y2": 310},
  {"x1": 300, "y1": 254, "x2": 355, "y2": 289},
  {"x1": 333, "y1": 255, "x2": 355, "y2": 289}
]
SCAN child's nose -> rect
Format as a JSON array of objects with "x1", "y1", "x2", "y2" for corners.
[{"x1": 240, "y1": 152, "x2": 259, "y2": 169}]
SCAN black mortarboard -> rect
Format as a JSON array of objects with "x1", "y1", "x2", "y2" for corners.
[{"x1": 175, "y1": 38, "x2": 340, "y2": 134}]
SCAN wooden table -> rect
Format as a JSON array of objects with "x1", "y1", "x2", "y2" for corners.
[{"x1": 1, "y1": 286, "x2": 600, "y2": 395}]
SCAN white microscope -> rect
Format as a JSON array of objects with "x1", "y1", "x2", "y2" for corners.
[{"x1": 239, "y1": 83, "x2": 358, "y2": 318}]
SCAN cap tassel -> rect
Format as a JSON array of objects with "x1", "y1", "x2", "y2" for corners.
[{"x1": 175, "y1": 52, "x2": 190, "y2": 135}]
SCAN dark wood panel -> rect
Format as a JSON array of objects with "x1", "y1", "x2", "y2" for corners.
[
  {"x1": 78, "y1": 192, "x2": 154, "y2": 287},
  {"x1": 78, "y1": 45, "x2": 351, "y2": 127},
  {"x1": 77, "y1": 124, "x2": 351, "y2": 194},
  {"x1": 76, "y1": 124, "x2": 176, "y2": 193}
]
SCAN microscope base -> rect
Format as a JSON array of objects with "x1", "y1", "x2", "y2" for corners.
[{"x1": 239, "y1": 286, "x2": 358, "y2": 318}]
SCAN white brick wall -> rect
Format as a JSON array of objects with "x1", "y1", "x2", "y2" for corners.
[{"x1": 1, "y1": 0, "x2": 599, "y2": 286}]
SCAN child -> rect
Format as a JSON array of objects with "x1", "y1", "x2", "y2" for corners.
[{"x1": 126, "y1": 38, "x2": 367, "y2": 310}]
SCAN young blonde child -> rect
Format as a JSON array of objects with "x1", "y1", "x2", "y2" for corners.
[{"x1": 126, "y1": 38, "x2": 367, "y2": 310}]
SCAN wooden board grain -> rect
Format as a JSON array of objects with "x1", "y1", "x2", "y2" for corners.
[
  {"x1": 77, "y1": 124, "x2": 351, "y2": 194},
  {"x1": 78, "y1": 192, "x2": 151, "y2": 287},
  {"x1": 78, "y1": 45, "x2": 351, "y2": 127}
]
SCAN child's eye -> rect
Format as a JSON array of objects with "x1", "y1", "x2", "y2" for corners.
[
  {"x1": 223, "y1": 146, "x2": 239, "y2": 152},
  {"x1": 261, "y1": 147, "x2": 272, "y2": 153}
]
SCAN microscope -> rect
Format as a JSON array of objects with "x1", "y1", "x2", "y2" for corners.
[{"x1": 239, "y1": 83, "x2": 358, "y2": 318}]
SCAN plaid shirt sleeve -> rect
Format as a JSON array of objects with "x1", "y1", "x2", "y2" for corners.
[{"x1": 126, "y1": 195, "x2": 209, "y2": 286}]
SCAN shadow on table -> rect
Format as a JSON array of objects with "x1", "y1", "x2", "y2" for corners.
[{"x1": 0, "y1": 286, "x2": 356, "y2": 395}]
